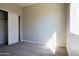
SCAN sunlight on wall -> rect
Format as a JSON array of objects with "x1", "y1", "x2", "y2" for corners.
[
  {"x1": 46, "y1": 32, "x2": 57, "y2": 53},
  {"x1": 70, "y1": 4, "x2": 79, "y2": 35}
]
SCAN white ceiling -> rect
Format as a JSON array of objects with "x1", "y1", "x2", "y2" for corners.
[{"x1": 16, "y1": 3, "x2": 35, "y2": 7}]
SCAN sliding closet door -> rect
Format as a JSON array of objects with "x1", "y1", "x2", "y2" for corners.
[{"x1": 8, "y1": 12, "x2": 19, "y2": 45}]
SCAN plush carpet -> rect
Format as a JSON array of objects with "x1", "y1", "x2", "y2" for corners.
[{"x1": 0, "y1": 42, "x2": 68, "y2": 56}]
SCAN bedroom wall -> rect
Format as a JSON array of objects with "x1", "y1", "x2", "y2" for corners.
[
  {"x1": 23, "y1": 3, "x2": 67, "y2": 47},
  {"x1": 67, "y1": 3, "x2": 79, "y2": 56}
]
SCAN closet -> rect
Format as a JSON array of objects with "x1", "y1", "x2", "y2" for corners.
[
  {"x1": 0, "y1": 10, "x2": 8, "y2": 44},
  {"x1": 0, "y1": 9, "x2": 19, "y2": 45}
]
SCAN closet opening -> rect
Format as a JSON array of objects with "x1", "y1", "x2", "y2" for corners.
[{"x1": 0, "y1": 9, "x2": 8, "y2": 45}]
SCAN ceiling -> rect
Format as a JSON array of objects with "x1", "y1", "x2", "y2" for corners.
[{"x1": 16, "y1": 3, "x2": 35, "y2": 7}]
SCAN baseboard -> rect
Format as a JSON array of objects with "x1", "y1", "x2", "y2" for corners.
[
  {"x1": 20, "y1": 39, "x2": 24, "y2": 42},
  {"x1": 20, "y1": 40, "x2": 66, "y2": 47},
  {"x1": 56, "y1": 45, "x2": 66, "y2": 47},
  {"x1": 21, "y1": 40, "x2": 45, "y2": 45}
]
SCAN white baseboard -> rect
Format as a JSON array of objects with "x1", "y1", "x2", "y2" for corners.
[
  {"x1": 56, "y1": 45, "x2": 66, "y2": 47},
  {"x1": 20, "y1": 39, "x2": 24, "y2": 42},
  {"x1": 20, "y1": 40, "x2": 66, "y2": 47},
  {"x1": 21, "y1": 40, "x2": 45, "y2": 45}
]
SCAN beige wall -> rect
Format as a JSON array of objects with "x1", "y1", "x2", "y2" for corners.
[
  {"x1": 0, "y1": 3, "x2": 22, "y2": 15},
  {"x1": 23, "y1": 3, "x2": 67, "y2": 47},
  {"x1": 0, "y1": 3, "x2": 23, "y2": 41}
]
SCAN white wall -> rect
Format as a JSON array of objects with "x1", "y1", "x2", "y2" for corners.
[
  {"x1": 67, "y1": 33, "x2": 79, "y2": 56},
  {"x1": 23, "y1": 4, "x2": 67, "y2": 47},
  {"x1": 67, "y1": 3, "x2": 79, "y2": 56}
]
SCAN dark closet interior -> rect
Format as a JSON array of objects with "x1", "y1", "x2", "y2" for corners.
[{"x1": 0, "y1": 10, "x2": 8, "y2": 45}]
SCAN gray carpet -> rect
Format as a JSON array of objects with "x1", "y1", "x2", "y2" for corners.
[{"x1": 0, "y1": 42, "x2": 68, "y2": 56}]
